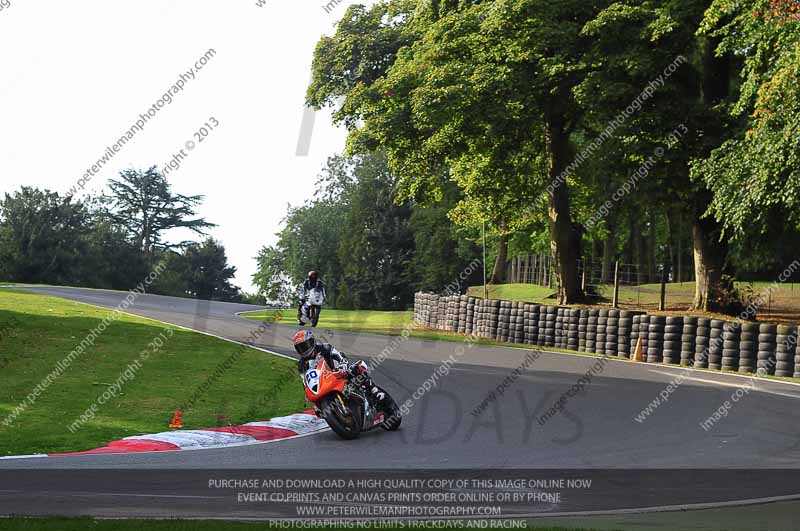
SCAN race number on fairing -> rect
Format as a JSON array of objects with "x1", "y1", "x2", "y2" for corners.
[{"x1": 305, "y1": 369, "x2": 320, "y2": 394}]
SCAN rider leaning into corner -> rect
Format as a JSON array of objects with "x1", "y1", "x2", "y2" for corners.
[
  {"x1": 297, "y1": 270, "x2": 326, "y2": 323},
  {"x1": 293, "y1": 329, "x2": 385, "y2": 402}
]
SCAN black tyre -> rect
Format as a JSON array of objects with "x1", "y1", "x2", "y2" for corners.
[
  {"x1": 739, "y1": 341, "x2": 757, "y2": 351},
  {"x1": 379, "y1": 391, "x2": 402, "y2": 431},
  {"x1": 740, "y1": 331, "x2": 757, "y2": 342},
  {"x1": 757, "y1": 333, "x2": 777, "y2": 343},
  {"x1": 321, "y1": 393, "x2": 362, "y2": 440},
  {"x1": 309, "y1": 306, "x2": 321, "y2": 327}
]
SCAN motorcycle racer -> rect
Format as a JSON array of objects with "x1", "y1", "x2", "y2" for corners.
[
  {"x1": 297, "y1": 271, "x2": 326, "y2": 324},
  {"x1": 293, "y1": 329, "x2": 385, "y2": 401}
]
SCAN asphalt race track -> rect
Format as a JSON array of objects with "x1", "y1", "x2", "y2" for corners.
[{"x1": 2, "y1": 286, "x2": 800, "y2": 521}]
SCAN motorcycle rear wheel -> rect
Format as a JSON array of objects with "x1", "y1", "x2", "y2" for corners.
[
  {"x1": 321, "y1": 393, "x2": 362, "y2": 440},
  {"x1": 379, "y1": 391, "x2": 402, "y2": 431}
]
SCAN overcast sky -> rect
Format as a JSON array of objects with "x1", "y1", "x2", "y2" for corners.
[{"x1": 0, "y1": 0, "x2": 374, "y2": 292}]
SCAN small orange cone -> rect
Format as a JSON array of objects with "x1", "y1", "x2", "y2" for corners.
[
  {"x1": 169, "y1": 409, "x2": 183, "y2": 429},
  {"x1": 631, "y1": 337, "x2": 644, "y2": 362}
]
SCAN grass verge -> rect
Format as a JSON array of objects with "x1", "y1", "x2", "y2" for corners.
[
  {"x1": 241, "y1": 309, "x2": 415, "y2": 336},
  {"x1": 0, "y1": 290, "x2": 305, "y2": 456},
  {"x1": 0, "y1": 518, "x2": 603, "y2": 531},
  {"x1": 466, "y1": 284, "x2": 556, "y2": 303}
]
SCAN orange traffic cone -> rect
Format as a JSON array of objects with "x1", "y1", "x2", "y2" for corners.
[
  {"x1": 631, "y1": 337, "x2": 644, "y2": 362},
  {"x1": 169, "y1": 409, "x2": 183, "y2": 429}
]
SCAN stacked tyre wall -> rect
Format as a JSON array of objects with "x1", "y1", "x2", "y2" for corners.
[{"x1": 412, "y1": 292, "x2": 800, "y2": 378}]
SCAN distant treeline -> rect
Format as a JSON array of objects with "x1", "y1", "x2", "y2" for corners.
[{"x1": 0, "y1": 167, "x2": 252, "y2": 304}]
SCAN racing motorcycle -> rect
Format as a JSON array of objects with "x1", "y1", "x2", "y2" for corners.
[
  {"x1": 303, "y1": 358, "x2": 401, "y2": 440},
  {"x1": 299, "y1": 287, "x2": 325, "y2": 327}
]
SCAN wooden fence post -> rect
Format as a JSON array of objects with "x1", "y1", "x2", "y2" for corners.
[{"x1": 613, "y1": 261, "x2": 620, "y2": 308}]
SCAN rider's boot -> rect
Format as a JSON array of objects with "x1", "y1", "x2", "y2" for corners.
[{"x1": 370, "y1": 385, "x2": 386, "y2": 401}]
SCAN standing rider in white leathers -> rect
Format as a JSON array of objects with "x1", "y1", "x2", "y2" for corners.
[{"x1": 297, "y1": 270, "x2": 326, "y2": 325}]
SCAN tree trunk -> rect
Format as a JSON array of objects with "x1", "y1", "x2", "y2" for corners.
[
  {"x1": 489, "y1": 231, "x2": 508, "y2": 285},
  {"x1": 648, "y1": 211, "x2": 657, "y2": 284},
  {"x1": 545, "y1": 115, "x2": 581, "y2": 304},
  {"x1": 690, "y1": 35, "x2": 733, "y2": 309},
  {"x1": 591, "y1": 238, "x2": 601, "y2": 265},
  {"x1": 665, "y1": 210, "x2": 676, "y2": 282},
  {"x1": 676, "y1": 215, "x2": 683, "y2": 283},
  {"x1": 634, "y1": 217, "x2": 647, "y2": 284},
  {"x1": 624, "y1": 210, "x2": 635, "y2": 267},
  {"x1": 692, "y1": 217, "x2": 728, "y2": 311},
  {"x1": 601, "y1": 214, "x2": 615, "y2": 284}
]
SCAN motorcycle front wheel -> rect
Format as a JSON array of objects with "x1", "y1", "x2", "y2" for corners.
[
  {"x1": 320, "y1": 392, "x2": 362, "y2": 440},
  {"x1": 309, "y1": 305, "x2": 320, "y2": 327}
]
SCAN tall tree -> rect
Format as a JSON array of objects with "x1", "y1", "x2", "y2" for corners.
[
  {"x1": 82, "y1": 218, "x2": 148, "y2": 290},
  {"x1": 336, "y1": 153, "x2": 416, "y2": 310},
  {"x1": 581, "y1": 0, "x2": 743, "y2": 311},
  {"x1": 183, "y1": 238, "x2": 241, "y2": 302},
  {"x1": 253, "y1": 245, "x2": 292, "y2": 304},
  {"x1": 308, "y1": 0, "x2": 625, "y2": 303},
  {"x1": 104, "y1": 167, "x2": 214, "y2": 259},
  {"x1": 409, "y1": 188, "x2": 482, "y2": 293},
  {"x1": 253, "y1": 156, "x2": 348, "y2": 305},
  {"x1": 0, "y1": 188, "x2": 90, "y2": 285},
  {"x1": 694, "y1": 0, "x2": 800, "y2": 234},
  {"x1": 253, "y1": 152, "x2": 421, "y2": 310}
]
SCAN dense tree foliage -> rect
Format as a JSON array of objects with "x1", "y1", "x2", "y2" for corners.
[
  {"x1": 694, "y1": 0, "x2": 800, "y2": 233},
  {"x1": 104, "y1": 167, "x2": 215, "y2": 260},
  {"x1": 302, "y1": 0, "x2": 800, "y2": 314},
  {"x1": 0, "y1": 188, "x2": 94, "y2": 286}
]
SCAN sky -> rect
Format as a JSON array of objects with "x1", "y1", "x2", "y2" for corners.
[{"x1": 0, "y1": 0, "x2": 375, "y2": 292}]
